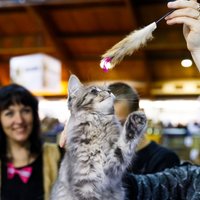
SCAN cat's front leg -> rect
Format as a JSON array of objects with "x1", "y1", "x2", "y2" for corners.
[
  {"x1": 104, "y1": 111, "x2": 147, "y2": 177},
  {"x1": 120, "y1": 110, "x2": 147, "y2": 162}
]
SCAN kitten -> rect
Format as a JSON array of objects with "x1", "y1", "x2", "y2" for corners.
[{"x1": 51, "y1": 75, "x2": 147, "y2": 200}]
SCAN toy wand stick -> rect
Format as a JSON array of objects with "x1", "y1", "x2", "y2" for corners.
[
  {"x1": 156, "y1": 10, "x2": 174, "y2": 24},
  {"x1": 100, "y1": 10, "x2": 174, "y2": 71}
]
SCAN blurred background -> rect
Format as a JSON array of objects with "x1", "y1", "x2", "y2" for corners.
[{"x1": 0, "y1": 0, "x2": 200, "y2": 164}]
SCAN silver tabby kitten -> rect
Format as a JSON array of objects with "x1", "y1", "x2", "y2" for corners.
[{"x1": 51, "y1": 74, "x2": 147, "y2": 200}]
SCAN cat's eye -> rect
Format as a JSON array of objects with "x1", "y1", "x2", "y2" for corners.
[
  {"x1": 90, "y1": 88, "x2": 98, "y2": 95},
  {"x1": 68, "y1": 96, "x2": 72, "y2": 101}
]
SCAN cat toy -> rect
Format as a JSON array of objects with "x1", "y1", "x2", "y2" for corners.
[{"x1": 100, "y1": 10, "x2": 174, "y2": 72}]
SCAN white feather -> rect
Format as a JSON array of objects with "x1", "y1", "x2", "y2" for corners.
[{"x1": 101, "y1": 22, "x2": 157, "y2": 69}]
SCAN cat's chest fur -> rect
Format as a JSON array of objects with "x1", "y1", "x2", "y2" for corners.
[{"x1": 67, "y1": 112, "x2": 121, "y2": 158}]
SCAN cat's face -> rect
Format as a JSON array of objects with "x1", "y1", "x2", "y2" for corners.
[{"x1": 67, "y1": 75, "x2": 115, "y2": 114}]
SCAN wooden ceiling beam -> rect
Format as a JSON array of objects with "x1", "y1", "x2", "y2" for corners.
[
  {"x1": 0, "y1": 34, "x2": 47, "y2": 50},
  {"x1": 25, "y1": 6, "x2": 78, "y2": 79},
  {"x1": 123, "y1": 0, "x2": 153, "y2": 97},
  {"x1": 45, "y1": 1, "x2": 125, "y2": 9},
  {"x1": 0, "y1": 47, "x2": 54, "y2": 55},
  {"x1": 58, "y1": 31, "x2": 133, "y2": 38},
  {"x1": 0, "y1": 0, "x2": 125, "y2": 10}
]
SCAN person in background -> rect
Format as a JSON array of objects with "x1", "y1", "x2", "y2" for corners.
[
  {"x1": 108, "y1": 82, "x2": 180, "y2": 174},
  {"x1": 123, "y1": 0, "x2": 200, "y2": 199},
  {"x1": 0, "y1": 84, "x2": 62, "y2": 200}
]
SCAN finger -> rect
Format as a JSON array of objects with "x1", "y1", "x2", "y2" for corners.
[
  {"x1": 167, "y1": 0, "x2": 199, "y2": 10},
  {"x1": 166, "y1": 16, "x2": 200, "y2": 31},
  {"x1": 166, "y1": 8, "x2": 200, "y2": 20},
  {"x1": 59, "y1": 124, "x2": 67, "y2": 148},
  {"x1": 166, "y1": 1, "x2": 200, "y2": 20}
]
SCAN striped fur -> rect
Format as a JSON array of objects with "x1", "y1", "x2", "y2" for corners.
[{"x1": 51, "y1": 75, "x2": 147, "y2": 200}]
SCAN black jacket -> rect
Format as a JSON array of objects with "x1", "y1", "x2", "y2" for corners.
[
  {"x1": 127, "y1": 141, "x2": 180, "y2": 174},
  {"x1": 124, "y1": 162, "x2": 200, "y2": 200}
]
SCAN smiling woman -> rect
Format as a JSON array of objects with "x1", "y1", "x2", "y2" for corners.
[
  {"x1": 0, "y1": 84, "x2": 62, "y2": 200},
  {"x1": 1, "y1": 104, "x2": 33, "y2": 150}
]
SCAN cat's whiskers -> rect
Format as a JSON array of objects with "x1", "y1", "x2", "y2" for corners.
[{"x1": 114, "y1": 98, "x2": 140, "y2": 102}]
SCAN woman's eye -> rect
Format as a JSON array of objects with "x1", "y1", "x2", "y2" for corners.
[
  {"x1": 4, "y1": 111, "x2": 13, "y2": 117},
  {"x1": 22, "y1": 107, "x2": 32, "y2": 114}
]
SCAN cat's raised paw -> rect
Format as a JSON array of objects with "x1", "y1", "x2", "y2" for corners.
[{"x1": 125, "y1": 111, "x2": 147, "y2": 140}]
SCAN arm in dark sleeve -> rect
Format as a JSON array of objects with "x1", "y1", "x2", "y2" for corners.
[
  {"x1": 123, "y1": 163, "x2": 200, "y2": 200},
  {"x1": 123, "y1": 173, "x2": 138, "y2": 200}
]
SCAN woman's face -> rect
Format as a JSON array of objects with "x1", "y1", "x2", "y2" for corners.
[{"x1": 0, "y1": 103, "x2": 33, "y2": 144}]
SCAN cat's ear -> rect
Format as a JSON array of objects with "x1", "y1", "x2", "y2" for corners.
[{"x1": 68, "y1": 74, "x2": 83, "y2": 95}]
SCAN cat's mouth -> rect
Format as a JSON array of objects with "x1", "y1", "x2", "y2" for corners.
[{"x1": 100, "y1": 95, "x2": 112, "y2": 102}]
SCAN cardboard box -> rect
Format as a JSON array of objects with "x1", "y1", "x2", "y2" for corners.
[{"x1": 10, "y1": 53, "x2": 61, "y2": 93}]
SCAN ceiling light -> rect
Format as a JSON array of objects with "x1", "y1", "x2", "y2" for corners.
[{"x1": 181, "y1": 59, "x2": 192, "y2": 68}]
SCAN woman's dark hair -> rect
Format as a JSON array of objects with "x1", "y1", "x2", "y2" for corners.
[
  {"x1": 0, "y1": 83, "x2": 42, "y2": 159},
  {"x1": 108, "y1": 82, "x2": 140, "y2": 112}
]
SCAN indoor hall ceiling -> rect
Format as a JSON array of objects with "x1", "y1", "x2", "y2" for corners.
[{"x1": 0, "y1": 0, "x2": 199, "y2": 99}]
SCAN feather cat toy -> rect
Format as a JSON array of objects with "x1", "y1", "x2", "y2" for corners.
[{"x1": 100, "y1": 10, "x2": 174, "y2": 71}]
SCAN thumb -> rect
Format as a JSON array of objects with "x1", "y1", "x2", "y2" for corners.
[{"x1": 59, "y1": 123, "x2": 67, "y2": 148}]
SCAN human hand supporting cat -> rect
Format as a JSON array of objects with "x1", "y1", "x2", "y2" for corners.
[{"x1": 59, "y1": 121, "x2": 67, "y2": 148}]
